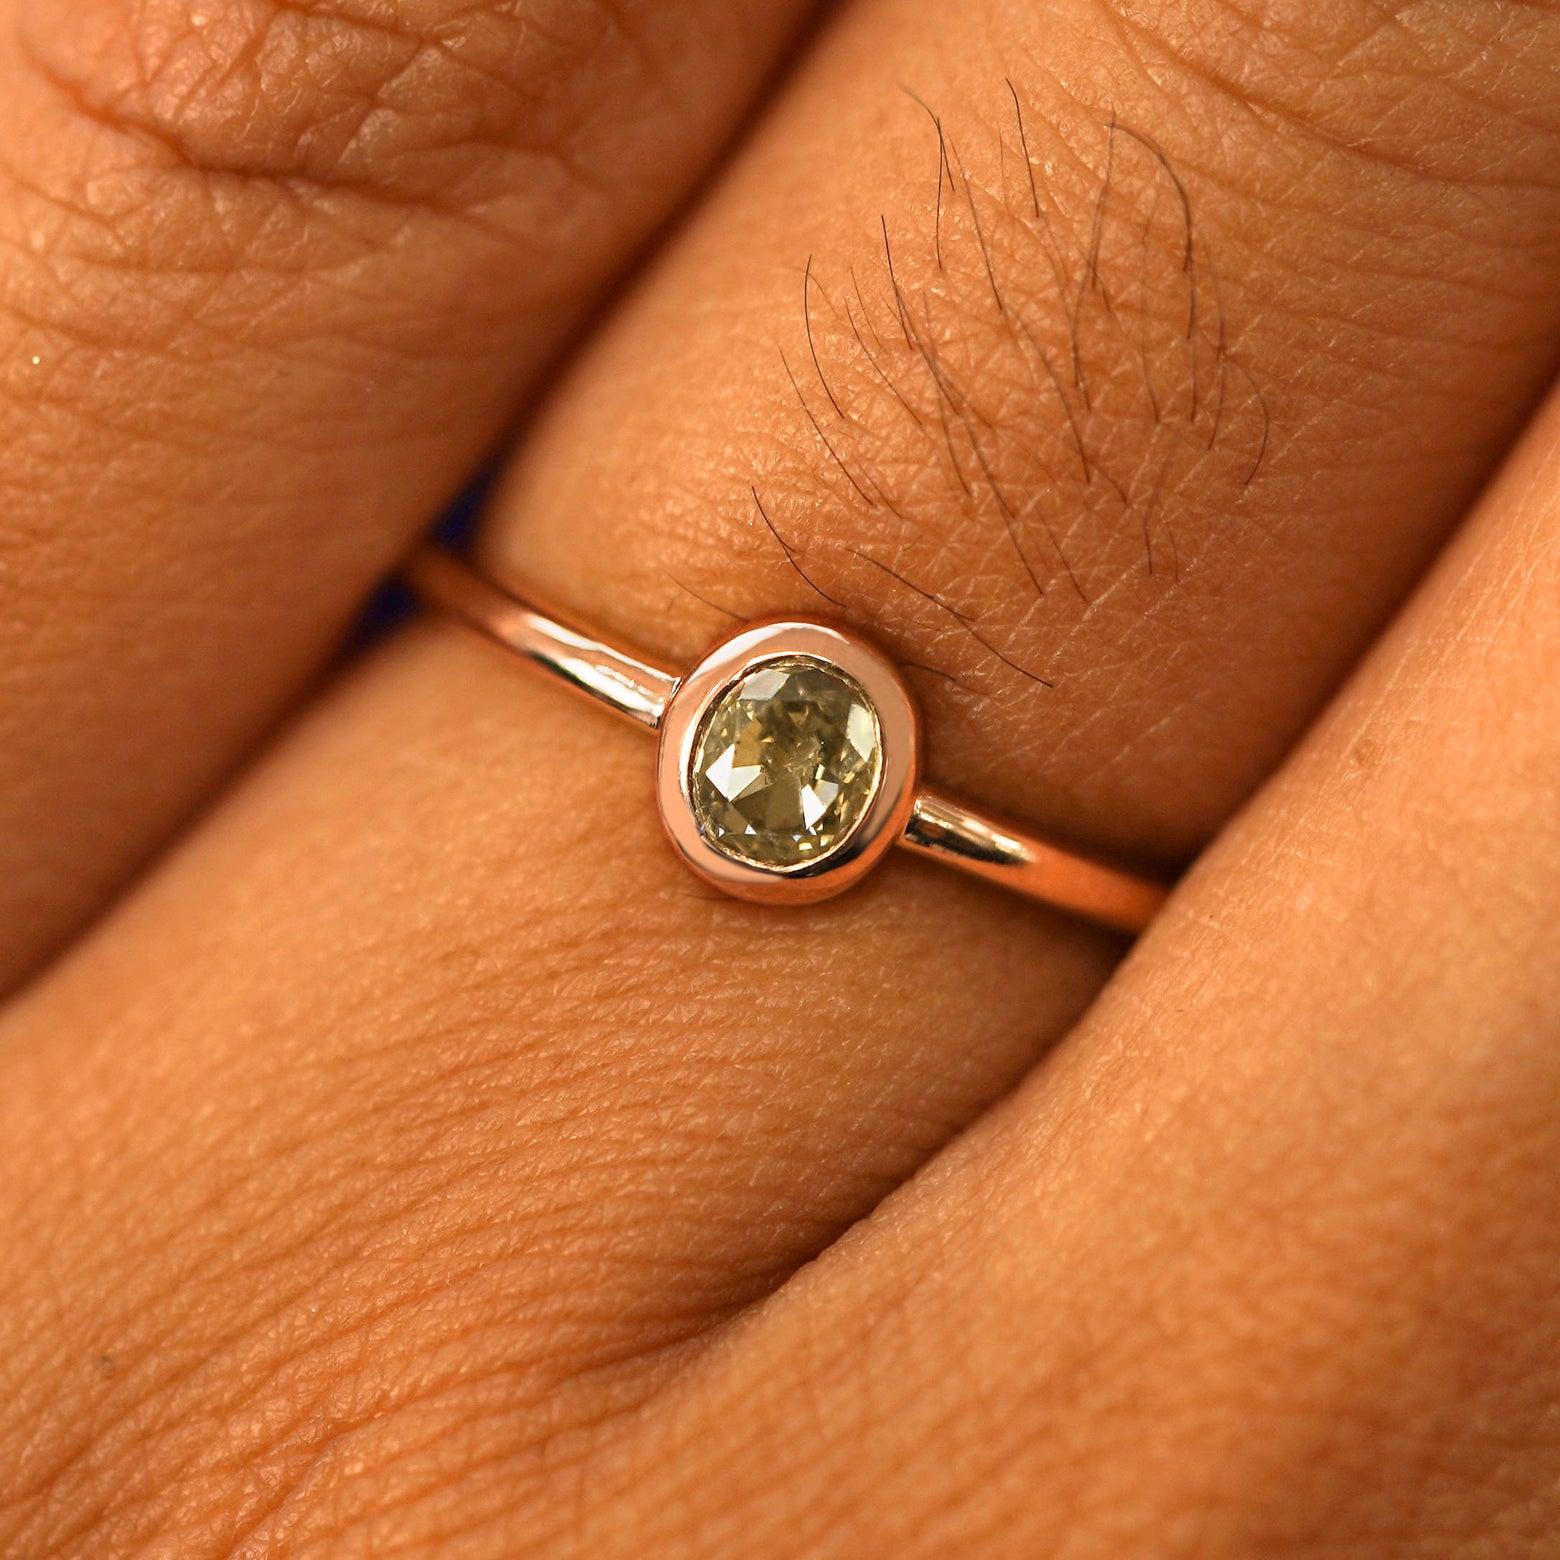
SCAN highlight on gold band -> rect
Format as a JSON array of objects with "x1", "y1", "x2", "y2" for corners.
[{"x1": 405, "y1": 545, "x2": 1168, "y2": 935}]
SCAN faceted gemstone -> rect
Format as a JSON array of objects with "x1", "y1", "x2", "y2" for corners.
[{"x1": 690, "y1": 658, "x2": 882, "y2": 869}]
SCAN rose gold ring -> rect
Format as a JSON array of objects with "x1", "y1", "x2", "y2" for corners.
[{"x1": 405, "y1": 545, "x2": 1168, "y2": 935}]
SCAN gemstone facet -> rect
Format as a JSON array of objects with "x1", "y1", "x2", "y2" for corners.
[{"x1": 690, "y1": 657, "x2": 882, "y2": 870}]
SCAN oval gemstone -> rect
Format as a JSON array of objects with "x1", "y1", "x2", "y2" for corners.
[{"x1": 690, "y1": 658, "x2": 882, "y2": 869}]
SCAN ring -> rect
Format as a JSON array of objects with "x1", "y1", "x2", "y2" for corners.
[{"x1": 406, "y1": 545, "x2": 1169, "y2": 934}]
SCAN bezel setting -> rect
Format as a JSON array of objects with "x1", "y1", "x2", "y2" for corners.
[
  {"x1": 656, "y1": 619, "x2": 920, "y2": 905},
  {"x1": 407, "y1": 545, "x2": 1170, "y2": 932}
]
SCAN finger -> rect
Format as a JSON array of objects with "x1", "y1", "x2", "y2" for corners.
[
  {"x1": 5, "y1": 0, "x2": 1560, "y2": 1551},
  {"x1": 579, "y1": 381, "x2": 1560, "y2": 1555},
  {"x1": 494, "y1": 0, "x2": 1560, "y2": 858},
  {"x1": 0, "y1": 0, "x2": 815, "y2": 988},
  {"x1": 0, "y1": 639, "x2": 1123, "y2": 1558}
]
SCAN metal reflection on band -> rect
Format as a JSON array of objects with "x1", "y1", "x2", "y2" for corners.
[{"x1": 405, "y1": 545, "x2": 1168, "y2": 935}]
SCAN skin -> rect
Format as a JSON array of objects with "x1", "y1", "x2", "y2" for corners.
[
  {"x1": 0, "y1": 0, "x2": 819, "y2": 989},
  {"x1": 0, "y1": 0, "x2": 1558, "y2": 1555}
]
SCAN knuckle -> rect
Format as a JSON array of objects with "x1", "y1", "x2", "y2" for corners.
[
  {"x1": 0, "y1": 0, "x2": 661, "y2": 399},
  {"x1": 14, "y1": 0, "x2": 624, "y2": 201}
]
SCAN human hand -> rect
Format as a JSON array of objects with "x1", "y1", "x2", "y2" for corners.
[{"x1": 2, "y1": 1, "x2": 1559, "y2": 1554}]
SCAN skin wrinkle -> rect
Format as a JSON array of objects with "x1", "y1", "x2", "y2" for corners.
[
  {"x1": 12, "y1": 929, "x2": 639, "y2": 1422},
  {"x1": 210, "y1": 1207, "x2": 734, "y2": 1555},
  {"x1": 0, "y1": 128, "x2": 567, "y2": 456},
  {"x1": 14, "y1": 1123, "x2": 663, "y2": 1558},
  {"x1": 12, "y1": 0, "x2": 638, "y2": 204},
  {"x1": 229, "y1": 1186, "x2": 705, "y2": 1523}
]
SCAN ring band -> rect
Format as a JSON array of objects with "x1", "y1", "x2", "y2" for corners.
[{"x1": 406, "y1": 545, "x2": 1168, "y2": 935}]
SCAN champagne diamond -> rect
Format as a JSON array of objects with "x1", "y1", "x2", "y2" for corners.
[{"x1": 690, "y1": 658, "x2": 882, "y2": 869}]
